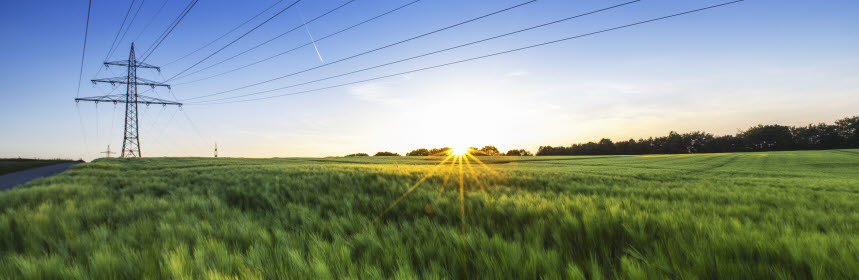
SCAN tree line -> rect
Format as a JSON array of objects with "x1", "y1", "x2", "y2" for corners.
[
  {"x1": 345, "y1": 152, "x2": 401, "y2": 157},
  {"x1": 537, "y1": 116, "x2": 859, "y2": 155},
  {"x1": 346, "y1": 146, "x2": 534, "y2": 157}
]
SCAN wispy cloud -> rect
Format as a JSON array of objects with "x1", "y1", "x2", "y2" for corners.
[
  {"x1": 348, "y1": 82, "x2": 408, "y2": 105},
  {"x1": 505, "y1": 70, "x2": 529, "y2": 77}
]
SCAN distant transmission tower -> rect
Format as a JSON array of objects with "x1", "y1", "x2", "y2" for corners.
[
  {"x1": 101, "y1": 145, "x2": 116, "y2": 158},
  {"x1": 214, "y1": 142, "x2": 218, "y2": 158},
  {"x1": 76, "y1": 43, "x2": 182, "y2": 157}
]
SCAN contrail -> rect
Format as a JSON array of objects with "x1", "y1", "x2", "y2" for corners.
[{"x1": 299, "y1": 10, "x2": 324, "y2": 62}]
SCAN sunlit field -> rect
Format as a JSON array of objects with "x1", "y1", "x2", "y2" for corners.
[{"x1": 1, "y1": 150, "x2": 858, "y2": 279}]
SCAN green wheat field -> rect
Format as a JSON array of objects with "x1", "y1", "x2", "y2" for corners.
[{"x1": 1, "y1": 150, "x2": 858, "y2": 279}]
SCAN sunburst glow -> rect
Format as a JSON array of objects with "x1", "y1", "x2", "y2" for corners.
[
  {"x1": 364, "y1": 147, "x2": 504, "y2": 273},
  {"x1": 451, "y1": 146, "x2": 469, "y2": 156}
]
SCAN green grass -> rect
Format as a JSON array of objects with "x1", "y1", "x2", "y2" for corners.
[
  {"x1": 1, "y1": 150, "x2": 858, "y2": 279},
  {"x1": 0, "y1": 159, "x2": 78, "y2": 176}
]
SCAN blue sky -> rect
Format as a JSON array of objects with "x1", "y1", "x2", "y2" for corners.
[{"x1": 1, "y1": 0, "x2": 857, "y2": 160}]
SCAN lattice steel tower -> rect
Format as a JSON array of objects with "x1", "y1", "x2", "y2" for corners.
[{"x1": 76, "y1": 43, "x2": 182, "y2": 157}]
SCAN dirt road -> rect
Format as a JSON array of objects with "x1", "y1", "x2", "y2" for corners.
[{"x1": 0, "y1": 162, "x2": 80, "y2": 191}]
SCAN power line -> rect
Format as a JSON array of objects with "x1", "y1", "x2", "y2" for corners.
[
  {"x1": 75, "y1": 104, "x2": 90, "y2": 158},
  {"x1": 138, "y1": 107, "x2": 184, "y2": 157},
  {"x1": 107, "y1": 0, "x2": 147, "y2": 60},
  {"x1": 104, "y1": 0, "x2": 138, "y2": 61},
  {"x1": 139, "y1": 0, "x2": 192, "y2": 59},
  {"x1": 174, "y1": 0, "x2": 422, "y2": 86},
  {"x1": 190, "y1": 0, "x2": 746, "y2": 105},
  {"x1": 180, "y1": 108, "x2": 211, "y2": 147},
  {"x1": 76, "y1": 43, "x2": 183, "y2": 158},
  {"x1": 163, "y1": 0, "x2": 289, "y2": 66},
  {"x1": 131, "y1": 0, "x2": 172, "y2": 45},
  {"x1": 163, "y1": 0, "x2": 304, "y2": 81},
  {"x1": 187, "y1": 0, "x2": 640, "y2": 102},
  {"x1": 95, "y1": 101, "x2": 100, "y2": 145},
  {"x1": 140, "y1": 0, "x2": 199, "y2": 62},
  {"x1": 150, "y1": 107, "x2": 180, "y2": 143},
  {"x1": 93, "y1": 82, "x2": 121, "y2": 97},
  {"x1": 183, "y1": 0, "x2": 537, "y2": 100},
  {"x1": 169, "y1": 0, "x2": 357, "y2": 81},
  {"x1": 93, "y1": 0, "x2": 138, "y2": 79},
  {"x1": 176, "y1": 109, "x2": 208, "y2": 156},
  {"x1": 110, "y1": 102, "x2": 118, "y2": 141},
  {"x1": 142, "y1": 105, "x2": 168, "y2": 137},
  {"x1": 75, "y1": 0, "x2": 93, "y2": 98},
  {"x1": 139, "y1": 0, "x2": 196, "y2": 59}
]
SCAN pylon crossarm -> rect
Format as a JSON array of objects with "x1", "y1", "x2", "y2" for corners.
[
  {"x1": 76, "y1": 94, "x2": 182, "y2": 106},
  {"x1": 104, "y1": 60, "x2": 161, "y2": 72},
  {"x1": 80, "y1": 44, "x2": 178, "y2": 158},
  {"x1": 91, "y1": 76, "x2": 171, "y2": 88}
]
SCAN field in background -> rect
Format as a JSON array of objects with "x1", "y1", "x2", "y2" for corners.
[
  {"x1": 1, "y1": 150, "x2": 858, "y2": 278},
  {"x1": 0, "y1": 159, "x2": 78, "y2": 176}
]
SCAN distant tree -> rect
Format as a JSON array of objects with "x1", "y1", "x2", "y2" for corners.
[
  {"x1": 406, "y1": 148, "x2": 430, "y2": 156},
  {"x1": 345, "y1": 153, "x2": 369, "y2": 157},
  {"x1": 661, "y1": 131, "x2": 684, "y2": 154},
  {"x1": 580, "y1": 142, "x2": 599, "y2": 155},
  {"x1": 836, "y1": 116, "x2": 859, "y2": 147},
  {"x1": 374, "y1": 151, "x2": 401, "y2": 156},
  {"x1": 619, "y1": 140, "x2": 635, "y2": 155},
  {"x1": 740, "y1": 125, "x2": 794, "y2": 151},
  {"x1": 705, "y1": 135, "x2": 741, "y2": 153},
  {"x1": 536, "y1": 146, "x2": 556, "y2": 156},
  {"x1": 791, "y1": 125, "x2": 818, "y2": 150},
  {"x1": 596, "y1": 138, "x2": 615, "y2": 155},
  {"x1": 638, "y1": 137, "x2": 655, "y2": 154},
  {"x1": 813, "y1": 123, "x2": 843, "y2": 149},
  {"x1": 505, "y1": 149, "x2": 533, "y2": 156},
  {"x1": 479, "y1": 146, "x2": 501, "y2": 156},
  {"x1": 682, "y1": 131, "x2": 714, "y2": 153},
  {"x1": 428, "y1": 147, "x2": 452, "y2": 156},
  {"x1": 466, "y1": 147, "x2": 488, "y2": 156}
]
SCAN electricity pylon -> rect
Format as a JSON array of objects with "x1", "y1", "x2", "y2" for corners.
[
  {"x1": 76, "y1": 43, "x2": 182, "y2": 157},
  {"x1": 101, "y1": 145, "x2": 116, "y2": 158}
]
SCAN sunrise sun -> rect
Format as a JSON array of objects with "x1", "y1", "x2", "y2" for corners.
[{"x1": 451, "y1": 146, "x2": 469, "y2": 156}]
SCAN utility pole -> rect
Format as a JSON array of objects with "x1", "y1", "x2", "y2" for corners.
[
  {"x1": 101, "y1": 145, "x2": 116, "y2": 158},
  {"x1": 76, "y1": 43, "x2": 182, "y2": 157},
  {"x1": 214, "y1": 142, "x2": 218, "y2": 158}
]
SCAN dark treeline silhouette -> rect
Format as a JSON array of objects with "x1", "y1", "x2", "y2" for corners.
[
  {"x1": 537, "y1": 116, "x2": 859, "y2": 156},
  {"x1": 401, "y1": 146, "x2": 532, "y2": 156},
  {"x1": 505, "y1": 149, "x2": 533, "y2": 156},
  {"x1": 466, "y1": 146, "x2": 499, "y2": 156},
  {"x1": 374, "y1": 151, "x2": 401, "y2": 156},
  {"x1": 406, "y1": 147, "x2": 452, "y2": 156}
]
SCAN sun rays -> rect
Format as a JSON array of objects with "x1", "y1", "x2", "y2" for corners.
[
  {"x1": 363, "y1": 150, "x2": 505, "y2": 273},
  {"x1": 451, "y1": 146, "x2": 469, "y2": 156}
]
